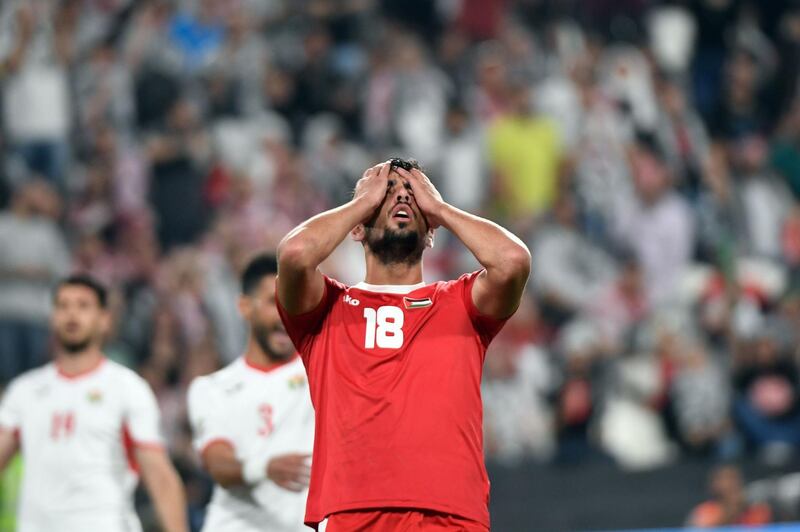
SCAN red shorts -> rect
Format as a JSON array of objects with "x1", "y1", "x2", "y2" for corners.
[{"x1": 322, "y1": 508, "x2": 489, "y2": 531}]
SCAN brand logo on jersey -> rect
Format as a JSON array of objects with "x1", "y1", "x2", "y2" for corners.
[
  {"x1": 224, "y1": 382, "x2": 245, "y2": 395},
  {"x1": 288, "y1": 374, "x2": 306, "y2": 389},
  {"x1": 87, "y1": 389, "x2": 103, "y2": 404},
  {"x1": 403, "y1": 297, "x2": 432, "y2": 309},
  {"x1": 343, "y1": 294, "x2": 360, "y2": 306}
]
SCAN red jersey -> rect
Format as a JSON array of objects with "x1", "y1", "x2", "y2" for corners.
[{"x1": 277, "y1": 271, "x2": 507, "y2": 528}]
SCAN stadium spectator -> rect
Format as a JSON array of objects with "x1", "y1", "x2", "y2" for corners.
[
  {"x1": 709, "y1": 48, "x2": 770, "y2": 140},
  {"x1": 0, "y1": 180, "x2": 69, "y2": 382},
  {"x1": 487, "y1": 78, "x2": 563, "y2": 226},
  {"x1": 468, "y1": 41, "x2": 511, "y2": 124},
  {"x1": 483, "y1": 298, "x2": 556, "y2": 464},
  {"x1": 611, "y1": 139, "x2": 695, "y2": 306},
  {"x1": 689, "y1": 0, "x2": 743, "y2": 120},
  {"x1": 687, "y1": 464, "x2": 772, "y2": 527},
  {"x1": 435, "y1": 102, "x2": 488, "y2": 213},
  {"x1": 583, "y1": 252, "x2": 648, "y2": 353},
  {"x1": 599, "y1": 347, "x2": 677, "y2": 471},
  {"x1": 653, "y1": 75, "x2": 713, "y2": 201},
  {"x1": 146, "y1": 97, "x2": 212, "y2": 250},
  {"x1": 554, "y1": 320, "x2": 605, "y2": 464},
  {"x1": 670, "y1": 341, "x2": 734, "y2": 457},
  {"x1": 75, "y1": 41, "x2": 135, "y2": 136},
  {"x1": 772, "y1": 96, "x2": 800, "y2": 202},
  {"x1": 733, "y1": 319, "x2": 800, "y2": 452},
  {"x1": 561, "y1": 47, "x2": 635, "y2": 244},
  {"x1": 532, "y1": 192, "x2": 617, "y2": 328},
  {"x1": 731, "y1": 133, "x2": 793, "y2": 259},
  {"x1": 167, "y1": 0, "x2": 225, "y2": 75},
  {"x1": 0, "y1": 2, "x2": 74, "y2": 185}
]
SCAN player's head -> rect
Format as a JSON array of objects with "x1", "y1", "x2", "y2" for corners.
[
  {"x1": 52, "y1": 274, "x2": 110, "y2": 355},
  {"x1": 239, "y1": 253, "x2": 295, "y2": 361},
  {"x1": 351, "y1": 158, "x2": 434, "y2": 266},
  {"x1": 709, "y1": 464, "x2": 744, "y2": 502}
]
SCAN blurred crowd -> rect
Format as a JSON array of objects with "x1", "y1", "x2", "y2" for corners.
[{"x1": 2, "y1": 0, "x2": 800, "y2": 527}]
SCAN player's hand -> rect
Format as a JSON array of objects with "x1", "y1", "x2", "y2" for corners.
[
  {"x1": 353, "y1": 162, "x2": 392, "y2": 221},
  {"x1": 266, "y1": 453, "x2": 311, "y2": 492},
  {"x1": 394, "y1": 167, "x2": 446, "y2": 229}
]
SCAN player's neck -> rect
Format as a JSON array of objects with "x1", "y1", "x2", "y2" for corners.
[
  {"x1": 56, "y1": 348, "x2": 105, "y2": 378},
  {"x1": 243, "y1": 343, "x2": 286, "y2": 371},
  {"x1": 363, "y1": 256, "x2": 424, "y2": 286}
]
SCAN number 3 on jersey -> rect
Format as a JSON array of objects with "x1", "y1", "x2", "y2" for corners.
[
  {"x1": 258, "y1": 404, "x2": 273, "y2": 436},
  {"x1": 363, "y1": 306, "x2": 404, "y2": 349}
]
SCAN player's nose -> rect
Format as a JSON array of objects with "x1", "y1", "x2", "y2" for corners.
[{"x1": 395, "y1": 180, "x2": 411, "y2": 203}]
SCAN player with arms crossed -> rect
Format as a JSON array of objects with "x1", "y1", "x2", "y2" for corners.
[
  {"x1": 188, "y1": 254, "x2": 314, "y2": 532},
  {"x1": 0, "y1": 274, "x2": 187, "y2": 532},
  {"x1": 277, "y1": 159, "x2": 531, "y2": 531}
]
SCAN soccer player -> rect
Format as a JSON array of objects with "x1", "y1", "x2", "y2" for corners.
[
  {"x1": 276, "y1": 159, "x2": 531, "y2": 531},
  {"x1": 0, "y1": 274, "x2": 187, "y2": 532},
  {"x1": 188, "y1": 254, "x2": 313, "y2": 532}
]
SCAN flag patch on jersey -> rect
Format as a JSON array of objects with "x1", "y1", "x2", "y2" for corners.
[
  {"x1": 403, "y1": 297, "x2": 432, "y2": 309},
  {"x1": 87, "y1": 389, "x2": 103, "y2": 403},
  {"x1": 288, "y1": 374, "x2": 306, "y2": 389}
]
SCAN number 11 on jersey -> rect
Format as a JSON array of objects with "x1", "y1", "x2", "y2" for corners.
[
  {"x1": 363, "y1": 306, "x2": 404, "y2": 349},
  {"x1": 51, "y1": 412, "x2": 75, "y2": 440}
]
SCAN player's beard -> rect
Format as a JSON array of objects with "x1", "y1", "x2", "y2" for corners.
[
  {"x1": 364, "y1": 226, "x2": 424, "y2": 266},
  {"x1": 252, "y1": 323, "x2": 294, "y2": 361},
  {"x1": 56, "y1": 332, "x2": 94, "y2": 354}
]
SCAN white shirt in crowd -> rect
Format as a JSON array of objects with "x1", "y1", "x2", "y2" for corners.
[
  {"x1": 0, "y1": 212, "x2": 70, "y2": 321},
  {"x1": 0, "y1": 1, "x2": 71, "y2": 143},
  {"x1": 0, "y1": 358, "x2": 164, "y2": 532},
  {"x1": 613, "y1": 191, "x2": 695, "y2": 306},
  {"x1": 188, "y1": 356, "x2": 314, "y2": 532}
]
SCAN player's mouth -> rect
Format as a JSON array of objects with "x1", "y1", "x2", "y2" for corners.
[
  {"x1": 270, "y1": 326, "x2": 291, "y2": 343},
  {"x1": 390, "y1": 203, "x2": 413, "y2": 222},
  {"x1": 270, "y1": 330, "x2": 293, "y2": 351}
]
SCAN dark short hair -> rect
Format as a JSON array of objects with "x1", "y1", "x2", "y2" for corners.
[
  {"x1": 634, "y1": 131, "x2": 668, "y2": 164},
  {"x1": 389, "y1": 157, "x2": 421, "y2": 171},
  {"x1": 241, "y1": 253, "x2": 279, "y2": 294},
  {"x1": 54, "y1": 274, "x2": 108, "y2": 308}
]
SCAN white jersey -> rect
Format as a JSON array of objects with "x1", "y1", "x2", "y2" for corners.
[
  {"x1": 0, "y1": 358, "x2": 163, "y2": 532},
  {"x1": 188, "y1": 356, "x2": 314, "y2": 532}
]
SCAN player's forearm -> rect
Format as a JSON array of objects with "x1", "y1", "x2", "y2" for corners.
[
  {"x1": 438, "y1": 204, "x2": 531, "y2": 283},
  {"x1": 0, "y1": 429, "x2": 19, "y2": 472},
  {"x1": 278, "y1": 198, "x2": 375, "y2": 271},
  {"x1": 145, "y1": 467, "x2": 189, "y2": 532},
  {"x1": 138, "y1": 450, "x2": 189, "y2": 532},
  {"x1": 204, "y1": 451, "x2": 246, "y2": 488}
]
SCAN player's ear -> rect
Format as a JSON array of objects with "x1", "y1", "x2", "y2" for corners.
[
  {"x1": 351, "y1": 224, "x2": 366, "y2": 242},
  {"x1": 238, "y1": 295, "x2": 251, "y2": 320}
]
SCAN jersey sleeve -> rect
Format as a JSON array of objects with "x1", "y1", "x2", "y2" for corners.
[
  {"x1": 123, "y1": 373, "x2": 164, "y2": 448},
  {"x1": 276, "y1": 274, "x2": 345, "y2": 355},
  {"x1": 0, "y1": 381, "x2": 24, "y2": 432},
  {"x1": 187, "y1": 377, "x2": 232, "y2": 455},
  {"x1": 459, "y1": 270, "x2": 510, "y2": 347}
]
